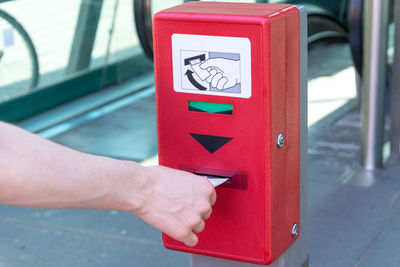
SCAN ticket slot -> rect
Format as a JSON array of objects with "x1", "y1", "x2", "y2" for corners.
[{"x1": 180, "y1": 165, "x2": 247, "y2": 190}]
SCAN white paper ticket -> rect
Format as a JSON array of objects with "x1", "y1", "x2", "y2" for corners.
[{"x1": 207, "y1": 177, "x2": 229, "y2": 187}]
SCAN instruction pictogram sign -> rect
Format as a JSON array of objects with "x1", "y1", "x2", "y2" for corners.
[{"x1": 172, "y1": 34, "x2": 251, "y2": 98}]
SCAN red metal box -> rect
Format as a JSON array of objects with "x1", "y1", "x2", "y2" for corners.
[{"x1": 154, "y1": 2, "x2": 301, "y2": 264}]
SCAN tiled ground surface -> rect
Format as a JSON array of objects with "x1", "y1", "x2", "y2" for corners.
[
  {"x1": 1, "y1": 40, "x2": 400, "y2": 267},
  {"x1": 308, "y1": 105, "x2": 400, "y2": 267}
]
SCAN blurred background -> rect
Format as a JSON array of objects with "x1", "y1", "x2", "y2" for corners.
[{"x1": 0, "y1": 0, "x2": 399, "y2": 266}]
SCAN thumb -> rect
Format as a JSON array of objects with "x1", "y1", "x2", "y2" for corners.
[{"x1": 200, "y1": 58, "x2": 219, "y2": 69}]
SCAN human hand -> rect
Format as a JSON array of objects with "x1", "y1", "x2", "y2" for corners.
[
  {"x1": 199, "y1": 58, "x2": 240, "y2": 90},
  {"x1": 134, "y1": 165, "x2": 216, "y2": 247}
]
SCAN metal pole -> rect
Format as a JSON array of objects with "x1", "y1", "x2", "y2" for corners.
[
  {"x1": 389, "y1": 0, "x2": 400, "y2": 163},
  {"x1": 361, "y1": 0, "x2": 390, "y2": 170}
]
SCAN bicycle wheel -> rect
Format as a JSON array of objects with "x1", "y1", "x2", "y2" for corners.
[{"x1": 0, "y1": 8, "x2": 39, "y2": 99}]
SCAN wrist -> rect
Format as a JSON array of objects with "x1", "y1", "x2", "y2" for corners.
[{"x1": 112, "y1": 161, "x2": 151, "y2": 214}]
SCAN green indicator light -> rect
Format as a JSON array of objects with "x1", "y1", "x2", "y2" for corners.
[{"x1": 188, "y1": 101, "x2": 233, "y2": 115}]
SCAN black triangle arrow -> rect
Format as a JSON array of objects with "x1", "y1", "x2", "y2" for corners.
[{"x1": 190, "y1": 133, "x2": 233, "y2": 153}]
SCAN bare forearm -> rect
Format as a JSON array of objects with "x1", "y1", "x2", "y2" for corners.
[
  {"x1": 0, "y1": 122, "x2": 216, "y2": 246},
  {"x1": 0, "y1": 122, "x2": 144, "y2": 211}
]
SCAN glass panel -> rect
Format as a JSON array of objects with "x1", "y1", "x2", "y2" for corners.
[
  {"x1": 0, "y1": 0, "x2": 81, "y2": 101},
  {"x1": 91, "y1": 0, "x2": 141, "y2": 68},
  {"x1": 0, "y1": 0, "x2": 149, "y2": 106}
]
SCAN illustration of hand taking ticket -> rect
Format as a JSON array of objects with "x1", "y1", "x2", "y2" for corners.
[
  {"x1": 182, "y1": 52, "x2": 241, "y2": 94},
  {"x1": 193, "y1": 58, "x2": 240, "y2": 90},
  {"x1": 172, "y1": 34, "x2": 251, "y2": 98}
]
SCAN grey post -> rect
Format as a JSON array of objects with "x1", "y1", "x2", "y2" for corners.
[
  {"x1": 190, "y1": 6, "x2": 308, "y2": 267},
  {"x1": 361, "y1": 0, "x2": 390, "y2": 170},
  {"x1": 389, "y1": 0, "x2": 400, "y2": 163}
]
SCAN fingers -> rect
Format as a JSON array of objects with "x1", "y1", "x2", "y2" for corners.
[
  {"x1": 206, "y1": 70, "x2": 228, "y2": 89},
  {"x1": 193, "y1": 220, "x2": 205, "y2": 233},
  {"x1": 200, "y1": 58, "x2": 234, "y2": 90},
  {"x1": 183, "y1": 232, "x2": 199, "y2": 247},
  {"x1": 201, "y1": 178, "x2": 216, "y2": 207},
  {"x1": 203, "y1": 207, "x2": 212, "y2": 220},
  {"x1": 144, "y1": 167, "x2": 218, "y2": 248},
  {"x1": 210, "y1": 189, "x2": 217, "y2": 206},
  {"x1": 199, "y1": 58, "x2": 219, "y2": 69},
  {"x1": 211, "y1": 72, "x2": 223, "y2": 88},
  {"x1": 206, "y1": 69, "x2": 217, "y2": 83},
  {"x1": 216, "y1": 77, "x2": 228, "y2": 90}
]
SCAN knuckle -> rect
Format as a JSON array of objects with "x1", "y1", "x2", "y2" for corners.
[
  {"x1": 205, "y1": 184, "x2": 215, "y2": 196},
  {"x1": 198, "y1": 178, "x2": 214, "y2": 195},
  {"x1": 194, "y1": 197, "x2": 210, "y2": 211},
  {"x1": 190, "y1": 215, "x2": 202, "y2": 227},
  {"x1": 175, "y1": 228, "x2": 191, "y2": 241},
  {"x1": 206, "y1": 186, "x2": 215, "y2": 198},
  {"x1": 194, "y1": 221, "x2": 205, "y2": 233},
  {"x1": 198, "y1": 202, "x2": 211, "y2": 214},
  {"x1": 203, "y1": 208, "x2": 212, "y2": 220},
  {"x1": 185, "y1": 234, "x2": 198, "y2": 247}
]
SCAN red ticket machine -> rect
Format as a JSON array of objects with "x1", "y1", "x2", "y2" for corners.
[{"x1": 154, "y1": 2, "x2": 304, "y2": 265}]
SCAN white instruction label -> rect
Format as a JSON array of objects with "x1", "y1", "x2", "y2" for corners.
[{"x1": 172, "y1": 34, "x2": 251, "y2": 98}]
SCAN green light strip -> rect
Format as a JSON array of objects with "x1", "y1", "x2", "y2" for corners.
[{"x1": 188, "y1": 101, "x2": 233, "y2": 114}]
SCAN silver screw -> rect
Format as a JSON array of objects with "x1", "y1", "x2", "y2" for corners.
[
  {"x1": 291, "y1": 224, "x2": 299, "y2": 238},
  {"x1": 277, "y1": 133, "x2": 284, "y2": 148}
]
